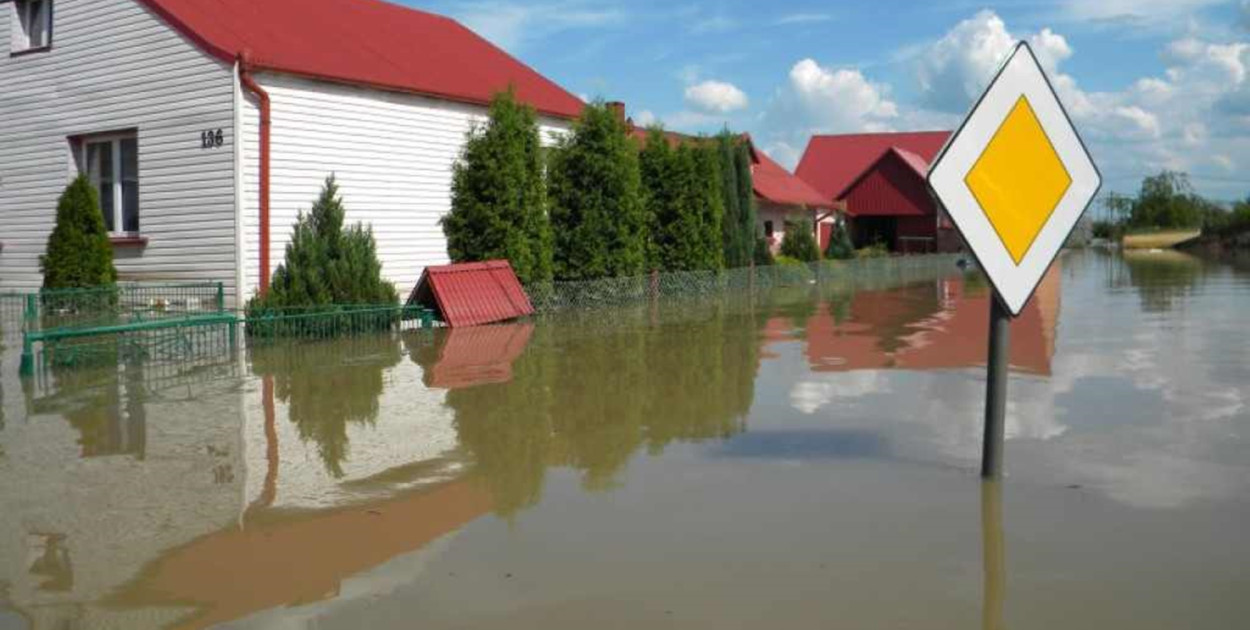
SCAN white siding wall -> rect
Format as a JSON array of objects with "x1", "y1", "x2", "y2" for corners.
[
  {"x1": 240, "y1": 74, "x2": 571, "y2": 300},
  {"x1": 0, "y1": 0, "x2": 237, "y2": 299}
]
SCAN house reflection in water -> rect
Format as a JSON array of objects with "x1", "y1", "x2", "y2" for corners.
[{"x1": 766, "y1": 263, "x2": 1061, "y2": 375}]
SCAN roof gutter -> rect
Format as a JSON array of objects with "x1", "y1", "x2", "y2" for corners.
[{"x1": 238, "y1": 52, "x2": 271, "y2": 295}]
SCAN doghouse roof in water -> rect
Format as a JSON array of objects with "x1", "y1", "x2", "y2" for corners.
[{"x1": 407, "y1": 261, "x2": 534, "y2": 328}]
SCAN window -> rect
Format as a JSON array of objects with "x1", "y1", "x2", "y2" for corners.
[
  {"x1": 764, "y1": 220, "x2": 774, "y2": 238},
  {"x1": 11, "y1": 0, "x2": 52, "y2": 53},
  {"x1": 81, "y1": 133, "x2": 139, "y2": 235}
]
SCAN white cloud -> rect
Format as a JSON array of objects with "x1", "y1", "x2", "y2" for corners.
[
  {"x1": 684, "y1": 80, "x2": 750, "y2": 113},
  {"x1": 787, "y1": 59, "x2": 899, "y2": 128},
  {"x1": 916, "y1": 10, "x2": 1017, "y2": 112},
  {"x1": 450, "y1": 2, "x2": 623, "y2": 51},
  {"x1": 691, "y1": 15, "x2": 737, "y2": 35},
  {"x1": 774, "y1": 13, "x2": 833, "y2": 26},
  {"x1": 633, "y1": 110, "x2": 658, "y2": 127},
  {"x1": 1055, "y1": 0, "x2": 1227, "y2": 29}
]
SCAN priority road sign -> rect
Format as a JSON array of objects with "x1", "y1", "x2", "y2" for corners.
[
  {"x1": 926, "y1": 41, "x2": 1100, "y2": 479},
  {"x1": 928, "y1": 41, "x2": 1101, "y2": 317}
]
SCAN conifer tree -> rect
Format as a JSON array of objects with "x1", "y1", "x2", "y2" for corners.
[
  {"x1": 733, "y1": 139, "x2": 758, "y2": 267},
  {"x1": 249, "y1": 176, "x2": 397, "y2": 310},
  {"x1": 549, "y1": 102, "x2": 646, "y2": 280},
  {"x1": 825, "y1": 219, "x2": 855, "y2": 260},
  {"x1": 780, "y1": 214, "x2": 820, "y2": 262},
  {"x1": 442, "y1": 89, "x2": 553, "y2": 284},
  {"x1": 716, "y1": 131, "x2": 746, "y2": 268},
  {"x1": 692, "y1": 143, "x2": 725, "y2": 271},
  {"x1": 40, "y1": 176, "x2": 117, "y2": 289}
]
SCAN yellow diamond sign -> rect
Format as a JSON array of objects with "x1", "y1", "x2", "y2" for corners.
[
  {"x1": 927, "y1": 42, "x2": 1100, "y2": 316},
  {"x1": 965, "y1": 97, "x2": 1072, "y2": 264}
]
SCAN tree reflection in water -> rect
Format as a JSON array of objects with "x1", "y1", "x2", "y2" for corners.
[
  {"x1": 416, "y1": 305, "x2": 763, "y2": 518},
  {"x1": 1119, "y1": 249, "x2": 1205, "y2": 313},
  {"x1": 250, "y1": 336, "x2": 402, "y2": 478},
  {"x1": 30, "y1": 354, "x2": 149, "y2": 459}
]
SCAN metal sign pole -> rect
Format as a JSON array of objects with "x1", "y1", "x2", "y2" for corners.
[{"x1": 981, "y1": 291, "x2": 1011, "y2": 479}]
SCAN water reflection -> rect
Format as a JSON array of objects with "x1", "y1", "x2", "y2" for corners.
[
  {"x1": 415, "y1": 308, "x2": 762, "y2": 516},
  {"x1": 1116, "y1": 249, "x2": 1205, "y2": 313},
  {"x1": 250, "y1": 336, "x2": 402, "y2": 478},
  {"x1": 981, "y1": 482, "x2": 1005, "y2": 630}
]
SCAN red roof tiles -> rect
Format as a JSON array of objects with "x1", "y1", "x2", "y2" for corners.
[
  {"x1": 138, "y1": 0, "x2": 585, "y2": 119},
  {"x1": 796, "y1": 132, "x2": 950, "y2": 202},
  {"x1": 407, "y1": 261, "x2": 534, "y2": 328}
]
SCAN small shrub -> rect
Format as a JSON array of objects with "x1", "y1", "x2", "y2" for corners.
[
  {"x1": 41, "y1": 176, "x2": 117, "y2": 289},
  {"x1": 772, "y1": 255, "x2": 813, "y2": 285},
  {"x1": 855, "y1": 243, "x2": 890, "y2": 259},
  {"x1": 824, "y1": 220, "x2": 854, "y2": 260},
  {"x1": 779, "y1": 216, "x2": 820, "y2": 262},
  {"x1": 753, "y1": 236, "x2": 775, "y2": 266},
  {"x1": 248, "y1": 175, "x2": 397, "y2": 315}
]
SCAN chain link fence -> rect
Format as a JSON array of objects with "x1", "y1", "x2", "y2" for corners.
[{"x1": 528, "y1": 255, "x2": 966, "y2": 315}]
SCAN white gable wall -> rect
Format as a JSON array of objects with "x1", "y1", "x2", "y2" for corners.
[
  {"x1": 239, "y1": 73, "x2": 571, "y2": 301},
  {"x1": 0, "y1": 0, "x2": 238, "y2": 299}
]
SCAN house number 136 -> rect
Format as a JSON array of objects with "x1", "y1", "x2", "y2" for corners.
[{"x1": 201, "y1": 129, "x2": 224, "y2": 149}]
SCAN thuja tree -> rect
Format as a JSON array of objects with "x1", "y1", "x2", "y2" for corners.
[
  {"x1": 248, "y1": 176, "x2": 397, "y2": 310},
  {"x1": 780, "y1": 214, "x2": 820, "y2": 262},
  {"x1": 716, "y1": 131, "x2": 757, "y2": 269},
  {"x1": 691, "y1": 142, "x2": 725, "y2": 271},
  {"x1": 442, "y1": 89, "x2": 553, "y2": 284},
  {"x1": 40, "y1": 176, "x2": 117, "y2": 289},
  {"x1": 640, "y1": 130, "x2": 702, "y2": 271},
  {"x1": 549, "y1": 101, "x2": 646, "y2": 281}
]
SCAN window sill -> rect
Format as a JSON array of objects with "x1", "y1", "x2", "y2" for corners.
[
  {"x1": 10, "y1": 45, "x2": 52, "y2": 58},
  {"x1": 110, "y1": 235, "x2": 148, "y2": 248}
]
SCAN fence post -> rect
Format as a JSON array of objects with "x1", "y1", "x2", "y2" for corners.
[
  {"x1": 216, "y1": 282, "x2": 225, "y2": 312},
  {"x1": 749, "y1": 261, "x2": 755, "y2": 296},
  {"x1": 24, "y1": 294, "x2": 37, "y2": 330},
  {"x1": 19, "y1": 333, "x2": 34, "y2": 377}
]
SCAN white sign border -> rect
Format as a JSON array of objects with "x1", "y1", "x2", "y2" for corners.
[{"x1": 927, "y1": 41, "x2": 1101, "y2": 317}]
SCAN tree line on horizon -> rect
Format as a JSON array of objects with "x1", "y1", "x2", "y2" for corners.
[{"x1": 1094, "y1": 171, "x2": 1250, "y2": 239}]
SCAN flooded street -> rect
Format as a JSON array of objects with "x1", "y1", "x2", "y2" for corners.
[{"x1": 2, "y1": 250, "x2": 1249, "y2": 629}]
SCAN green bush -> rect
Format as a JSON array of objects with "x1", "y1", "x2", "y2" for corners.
[
  {"x1": 549, "y1": 101, "x2": 646, "y2": 281},
  {"x1": 824, "y1": 219, "x2": 854, "y2": 260},
  {"x1": 855, "y1": 243, "x2": 890, "y2": 259},
  {"x1": 248, "y1": 176, "x2": 397, "y2": 312},
  {"x1": 442, "y1": 89, "x2": 552, "y2": 285},
  {"x1": 40, "y1": 176, "x2": 117, "y2": 289},
  {"x1": 753, "y1": 235, "x2": 775, "y2": 266},
  {"x1": 716, "y1": 132, "x2": 758, "y2": 269},
  {"x1": 779, "y1": 215, "x2": 820, "y2": 262}
]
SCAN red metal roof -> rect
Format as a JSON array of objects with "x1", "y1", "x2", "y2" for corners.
[
  {"x1": 749, "y1": 140, "x2": 835, "y2": 209},
  {"x1": 796, "y1": 132, "x2": 950, "y2": 202},
  {"x1": 407, "y1": 260, "x2": 534, "y2": 328},
  {"x1": 137, "y1": 0, "x2": 585, "y2": 119}
]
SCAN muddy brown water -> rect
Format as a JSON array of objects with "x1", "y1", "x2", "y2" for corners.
[{"x1": 1, "y1": 250, "x2": 1248, "y2": 629}]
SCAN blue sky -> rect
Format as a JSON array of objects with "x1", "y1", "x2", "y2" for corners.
[{"x1": 418, "y1": 0, "x2": 1250, "y2": 201}]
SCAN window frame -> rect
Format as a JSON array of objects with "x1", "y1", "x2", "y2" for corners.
[
  {"x1": 77, "y1": 131, "x2": 140, "y2": 237},
  {"x1": 10, "y1": 0, "x2": 53, "y2": 56}
]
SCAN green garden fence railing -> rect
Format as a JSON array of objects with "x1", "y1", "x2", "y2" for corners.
[
  {"x1": 242, "y1": 304, "x2": 433, "y2": 343},
  {"x1": 2, "y1": 281, "x2": 227, "y2": 334}
]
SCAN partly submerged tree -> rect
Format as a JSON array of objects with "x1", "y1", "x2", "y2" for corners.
[
  {"x1": 248, "y1": 176, "x2": 397, "y2": 309},
  {"x1": 40, "y1": 176, "x2": 117, "y2": 289},
  {"x1": 442, "y1": 89, "x2": 553, "y2": 284},
  {"x1": 548, "y1": 101, "x2": 646, "y2": 281},
  {"x1": 824, "y1": 219, "x2": 855, "y2": 260},
  {"x1": 716, "y1": 131, "x2": 758, "y2": 269}
]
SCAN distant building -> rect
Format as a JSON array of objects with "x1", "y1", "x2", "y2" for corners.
[
  {"x1": 0, "y1": 0, "x2": 583, "y2": 304},
  {"x1": 614, "y1": 103, "x2": 837, "y2": 255},
  {"x1": 797, "y1": 132, "x2": 964, "y2": 254}
]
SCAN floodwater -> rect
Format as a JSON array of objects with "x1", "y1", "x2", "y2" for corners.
[{"x1": 1, "y1": 250, "x2": 1248, "y2": 629}]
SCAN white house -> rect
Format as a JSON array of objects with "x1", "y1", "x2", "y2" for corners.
[{"x1": 0, "y1": 0, "x2": 583, "y2": 306}]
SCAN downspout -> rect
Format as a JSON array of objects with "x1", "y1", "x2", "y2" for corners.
[{"x1": 238, "y1": 51, "x2": 271, "y2": 295}]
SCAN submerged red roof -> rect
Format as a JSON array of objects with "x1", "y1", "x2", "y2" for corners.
[
  {"x1": 408, "y1": 260, "x2": 534, "y2": 328},
  {"x1": 796, "y1": 132, "x2": 950, "y2": 202},
  {"x1": 138, "y1": 0, "x2": 585, "y2": 119}
]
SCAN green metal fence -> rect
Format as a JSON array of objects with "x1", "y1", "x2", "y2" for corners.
[
  {"x1": 1, "y1": 281, "x2": 226, "y2": 334},
  {"x1": 242, "y1": 304, "x2": 432, "y2": 343}
]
